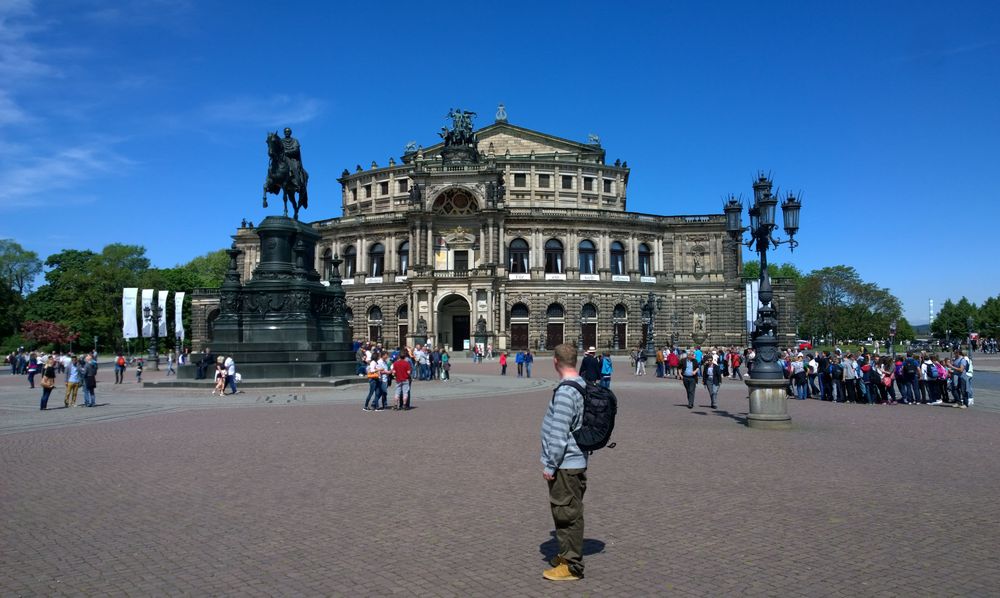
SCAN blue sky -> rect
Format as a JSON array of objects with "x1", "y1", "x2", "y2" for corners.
[{"x1": 1, "y1": 0, "x2": 997, "y2": 325}]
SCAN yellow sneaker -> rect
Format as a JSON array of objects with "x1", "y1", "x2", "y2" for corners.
[{"x1": 542, "y1": 562, "x2": 581, "y2": 581}]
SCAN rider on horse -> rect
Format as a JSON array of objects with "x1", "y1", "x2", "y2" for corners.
[{"x1": 263, "y1": 127, "x2": 309, "y2": 219}]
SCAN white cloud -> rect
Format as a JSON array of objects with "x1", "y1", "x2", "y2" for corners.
[
  {"x1": 0, "y1": 90, "x2": 31, "y2": 125},
  {"x1": 201, "y1": 95, "x2": 325, "y2": 129},
  {"x1": 0, "y1": 142, "x2": 133, "y2": 209}
]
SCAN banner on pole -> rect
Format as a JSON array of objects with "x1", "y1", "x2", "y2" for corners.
[
  {"x1": 745, "y1": 280, "x2": 760, "y2": 336},
  {"x1": 122, "y1": 288, "x2": 139, "y2": 339},
  {"x1": 174, "y1": 292, "x2": 185, "y2": 340},
  {"x1": 158, "y1": 290, "x2": 169, "y2": 337},
  {"x1": 141, "y1": 289, "x2": 153, "y2": 337}
]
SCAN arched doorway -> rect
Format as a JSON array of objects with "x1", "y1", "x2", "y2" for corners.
[
  {"x1": 581, "y1": 303, "x2": 598, "y2": 349},
  {"x1": 546, "y1": 303, "x2": 564, "y2": 350},
  {"x1": 438, "y1": 294, "x2": 471, "y2": 351},
  {"x1": 509, "y1": 302, "x2": 530, "y2": 350}
]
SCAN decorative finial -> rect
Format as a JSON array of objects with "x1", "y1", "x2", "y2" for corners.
[
  {"x1": 388, "y1": 157, "x2": 396, "y2": 166},
  {"x1": 496, "y1": 103, "x2": 508, "y2": 123},
  {"x1": 371, "y1": 160, "x2": 378, "y2": 169},
  {"x1": 588, "y1": 133, "x2": 601, "y2": 146}
]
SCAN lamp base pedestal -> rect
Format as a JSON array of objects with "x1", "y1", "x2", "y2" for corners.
[{"x1": 744, "y1": 377, "x2": 792, "y2": 430}]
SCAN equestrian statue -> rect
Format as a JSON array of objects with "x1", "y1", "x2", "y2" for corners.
[{"x1": 263, "y1": 127, "x2": 309, "y2": 220}]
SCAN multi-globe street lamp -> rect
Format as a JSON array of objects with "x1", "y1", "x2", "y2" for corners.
[
  {"x1": 142, "y1": 296, "x2": 164, "y2": 371},
  {"x1": 724, "y1": 173, "x2": 802, "y2": 428},
  {"x1": 642, "y1": 292, "x2": 662, "y2": 357}
]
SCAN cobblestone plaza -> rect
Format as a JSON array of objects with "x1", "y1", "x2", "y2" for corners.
[{"x1": 3, "y1": 360, "x2": 999, "y2": 596}]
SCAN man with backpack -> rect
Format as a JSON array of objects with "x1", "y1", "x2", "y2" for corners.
[{"x1": 540, "y1": 344, "x2": 589, "y2": 581}]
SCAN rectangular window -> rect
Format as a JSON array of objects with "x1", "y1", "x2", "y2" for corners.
[
  {"x1": 583, "y1": 177, "x2": 594, "y2": 191},
  {"x1": 350, "y1": 188, "x2": 357, "y2": 201},
  {"x1": 380, "y1": 182, "x2": 389, "y2": 196},
  {"x1": 603, "y1": 179, "x2": 613, "y2": 193},
  {"x1": 364, "y1": 184, "x2": 372, "y2": 198},
  {"x1": 514, "y1": 173, "x2": 527, "y2": 187},
  {"x1": 398, "y1": 179, "x2": 408, "y2": 193},
  {"x1": 561, "y1": 175, "x2": 573, "y2": 190},
  {"x1": 538, "y1": 174, "x2": 550, "y2": 188}
]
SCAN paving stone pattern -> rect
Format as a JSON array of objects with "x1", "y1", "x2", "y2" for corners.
[{"x1": 2, "y1": 359, "x2": 999, "y2": 596}]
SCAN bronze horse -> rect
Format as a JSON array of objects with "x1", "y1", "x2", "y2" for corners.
[{"x1": 263, "y1": 131, "x2": 308, "y2": 220}]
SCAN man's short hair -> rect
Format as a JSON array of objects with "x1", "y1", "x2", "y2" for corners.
[{"x1": 553, "y1": 343, "x2": 577, "y2": 369}]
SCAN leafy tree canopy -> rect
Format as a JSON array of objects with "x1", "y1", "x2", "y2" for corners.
[
  {"x1": 743, "y1": 260, "x2": 802, "y2": 280},
  {"x1": 0, "y1": 239, "x2": 43, "y2": 295}
]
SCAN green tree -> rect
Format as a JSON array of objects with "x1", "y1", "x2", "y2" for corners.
[
  {"x1": 24, "y1": 245, "x2": 149, "y2": 353},
  {"x1": 180, "y1": 250, "x2": 228, "y2": 288},
  {"x1": 978, "y1": 295, "x2": 1000, "y2": 339},
  {"x1": 795, "y1": 265, "x2": 908, "y2": 343},
  {"x1": 931, "y1": 297, "x2": 978, "y2": 341},
  {"x1": 742, "y1": 260, "x2": 802, "y2": 281},
  {"x1": 0, "y1": 239, "x2": 43, "y2": 295},
  {"x1": 0, "y1": 240, "x2": 42, "y2": 342}
]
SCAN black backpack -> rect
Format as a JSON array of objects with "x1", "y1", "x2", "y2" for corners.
[
  {"x1": 903, "y1": 359, "x2": 918, "y2": 377},
  {"x1": 558, "y1": 381, "x2": 618, "y2": 452}
]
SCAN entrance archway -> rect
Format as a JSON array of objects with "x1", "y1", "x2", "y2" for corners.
[{"x1": 437, "y1": 294, "x2": 471, "y2": 351}]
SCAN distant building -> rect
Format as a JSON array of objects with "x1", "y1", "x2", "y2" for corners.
[{"x1": 191, "y1": 109, "x2": 796, "y2": 352}]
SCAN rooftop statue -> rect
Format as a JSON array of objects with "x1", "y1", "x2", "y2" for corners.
[{"x1": 263, "y1": 128, "x2": 309, "y2": 220}]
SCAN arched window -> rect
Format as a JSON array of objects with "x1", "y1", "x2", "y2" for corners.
[
  {"x1": 582, "y1": 303, "x2": 597, "y2": 319},
  {"x1": 638, "y1": 243, "x2": 652, "y2": 276},
  {"x1": 544, "y1": 239, "x2": 563, "y2": 274},
  {"x1": 510, "y1": 303, "x2": 530, "y2": 319},
  {"x1": 321, "y1": 247, "x2": 332, "y2": 280},
  {"x1": 369, "y1": 243, "x2": 385, "y2": 277},
  {"x1": 398, "y1": 241, "x2": 409, "y2": 275},
  {"x1": 508, "y1": 238, "x2": 529, "y2": 274},
  {"x1": 578, "y1": 240, "x2": 596, "y2": 274},
  {"x1": 547, "y1": 303, "x2": 564, "y2": 319},
  {"x1": 344, "y1": 246, "x2": 357, "y2": 278},
  {"x1": 610, "y1": 241, "x2": 626, "y2": 276},
  {"x1": 397, "y1": 304, "x2": 408, "y2": 320},
  {"x1": 367, "y1": 306, "x2": 383, "y2": 342},
  {"x1": 613, "y1": 304, "x2": 627, "y2": 319}
]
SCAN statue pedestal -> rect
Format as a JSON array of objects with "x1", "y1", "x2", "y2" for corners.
[
  {"x1": 199, "y1": 215, "x2": 355, "y2": 378},
  {"x1": 744, "y1": 378, "x2": 792, "y2": 430}
]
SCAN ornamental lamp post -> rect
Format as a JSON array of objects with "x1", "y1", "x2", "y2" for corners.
[
  {"x1": 724, "y1": 173, "x2": 802, "y2": 429},
  {"x1": 142, "y1": 298, "x2": 163, "y2": 371},
  {"x1": 967, "y1": 315, "x2": 974, "y2": 351},
  {"x1": 642, "y1": 292, "x2": 662, "y2": 357},
  {"x1": 578, "y1": 314, "x2": 585, "y2": 352}
]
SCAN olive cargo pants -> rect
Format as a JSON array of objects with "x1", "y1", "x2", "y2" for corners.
[{"x1": 548, "y1": 468, "x2": 587, "y2": 576}]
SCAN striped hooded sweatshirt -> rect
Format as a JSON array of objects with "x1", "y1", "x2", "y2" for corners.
[{"x1": 541, "y1": 375, "x2": 588, "y2": 476}]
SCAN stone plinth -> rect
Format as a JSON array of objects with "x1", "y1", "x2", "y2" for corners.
[
  {"x1": 180, "y1": 215, "x2": 355, "y2": 379},
  {"x1": 744, "y1": 377, "x2": 792, "y2": 430}
]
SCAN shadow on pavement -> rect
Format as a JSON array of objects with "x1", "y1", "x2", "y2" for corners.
[
  {"x1": 712, "y1": 409, "x2": 748, "y2": 425},
  {"x1": 539, "y1": 531, "x2": 606, "y2": 563}
]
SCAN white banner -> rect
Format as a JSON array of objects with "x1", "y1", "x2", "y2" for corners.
[
  {"x1": 122, "y1": 288, "x2": 139, "y2": 339},
  {"x1": 141, "y1": 289, "x2": 154, "y2": 337},
  {"x1": 174, "y1": 292, "x2": 185, "y2": 340},
  {"x1": 745, "y1": 280, "x2": 760, "y2": 335},
  {"x1": 158, "y1": 290, "x2": 169, "y2": 337}
]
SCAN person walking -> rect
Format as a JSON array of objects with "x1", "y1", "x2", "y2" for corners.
[
  {"x1": 540, "y1": 344, "x2": 588, "y2": 581},
  {"x1": 166, "y1": 351, "x2": 176, "y2": 376},
  {"x1": 500, "y1": 351, "x2": 508, "y2": 375},
  {"x1": 114, "y1": 353, "x2": 126, "y2": 384},
  {"x1": 135, "y1": 359, "x2": 144, "y2": 384},
  {"x1": 392, "y1": 348, "x2": 413, "y2": 410},
  {"x1": 702, "y1": 353, "x2": 722, "y2": 409},
  {"x1": 599, "y1": 352, "x2": 613, "y2": 389},
  {"x1": 26, "y1": 352, "x2": 39, "y2": 389},
  {"x1": 516, "y1": 350, "x2": 524, "y2": 377},
  {"x1": 224, "y1": 356, "x2": 239, "y2": 395},
  {"x1": 524, "y1": 349, "x2": 534, "y2": 378},
  {"x1": 82, "y1": 354, "x2": 98, "y2": 407},
  {"x1": 579, "y1": 347, "x2": 601, "y2": 385},
  {"x1": 681, "y1": 350, "x2": 700, "y2": 409},
  {"x1": 363, "y1": 353, "x2": 381, "y2": 410},
  {"x1": 634, "y1": 347, "x2": 646, "y2": 376},
  {"x1": 213, "y1": 356, "x2": 226, "y2": 395},
  {"x1": 441, "y1": 349, "x2": 451, "y2": 381},
  {"x1": 39, "y1": 357, "x2": 57, "y2": 410},
  {"x1": 65, "y1": 355, "x2": 82, "y2": 407}
]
